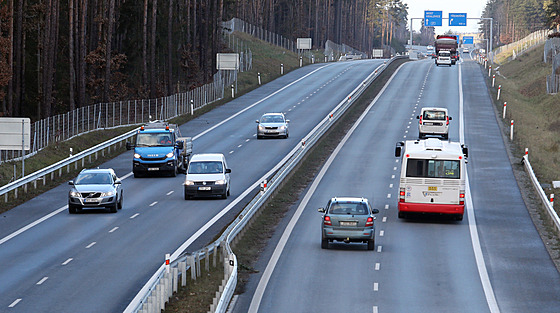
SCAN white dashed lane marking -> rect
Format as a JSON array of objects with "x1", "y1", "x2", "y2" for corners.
[
  {"x1": 385, "y1": 204, "x2": 389, "y2": 210},
  {"x1": 62, "y1": 258, "x2": 73, "y2": 265},
  {"x1": 374, "y1": 283, "x2": 379, "y2": 291},
  {"x1": 86, "y1": 242, "x2": 96, "y2": 249},
  {"x1": 36, "y1": 277, "x2": 48, "y2": 285},
  {"x1": 380, "y1": 230, "x2": 384, "y2": 237},
  {"x1": 375, "y1": 263, "x2": 380, "y2": 270},
  {"x1": 382, "y1": 217, "x2": 387, "y2": 222},
  {"x1": 377, "y1": 245, "x2": 382, "y2": 252},
  {"x1": 149, "y1": 201, "x2": 157, "y2": 207},
  {"x1": 8, "y1": 299, "x2": 22, "y2": 308},
  {"x1": 109, "y1": 227, "x2": 119, "y2": 233},
  {"x1": 166, "y1": 191, "x2": 174, "y2": 195},
  {"x1": 130, "y1": 213, "x2": 140, "y2": 219}
]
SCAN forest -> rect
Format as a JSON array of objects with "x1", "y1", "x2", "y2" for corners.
[
  {"x1": 479, "y1": 0, "x2": 560, "y2": 45},
  {"x1": 0, "y1": 0, "x2": 410, "y2": 122}
]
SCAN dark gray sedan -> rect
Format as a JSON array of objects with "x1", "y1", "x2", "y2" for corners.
[
  {"x1": 318, "y1": 197, "x2": 379, "y2": 250},
  {"x1": 68, "y1": 168, "x2": 123, "y2": 214}
]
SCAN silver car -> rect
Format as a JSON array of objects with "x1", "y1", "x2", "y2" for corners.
[
  {"x1": 256, "y1": 113, "x2": 289, "y2": 139},
  {"x1": 318, "y1": 197, "x2": 379, "y2": 250},
  {"x1": 68, "y1": 168, "x2": 123, "y2": 214}
]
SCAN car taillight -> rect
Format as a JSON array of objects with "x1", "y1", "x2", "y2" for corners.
[
  {"x1": 324, "y1": 216, "x2": 332, "y2": 226},
  {"x1": 419, "y1": 116, "x2": 422, "y2": 125},
  {"x1": 365, "y1": 217, "x2": 374, "y2": 227},
  {"x1": 459, "y1": 191, "x2": 465, "y2": 205},
  {"x1": 446, "y1": 116, "x2": 449, "y2": 125},
  {"x1": 399, "y1": 188, "x2": 405, "y2": 202}
]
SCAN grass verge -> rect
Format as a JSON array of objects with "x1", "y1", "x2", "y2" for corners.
[{"x1": 163, "y1": 58, "x2": 409, "y2": 313}]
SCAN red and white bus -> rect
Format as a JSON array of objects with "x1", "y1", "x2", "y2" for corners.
[{"x1": 395, "y1": 138, "x2": 468, "y2": 221}]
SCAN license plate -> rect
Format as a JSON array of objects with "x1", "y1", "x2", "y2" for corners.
[
  {"x1": 339, "y1": 221, "x2": 357, "y2": 227},
  {"x1": 148, "y1": 168, "x2": 159, "y2": 171},
  {"x1": 85, "y1": 198, "x2": 99, "y2": 203},
  {"x1": 198, "y1": 186, "x2": 211, "y2": 191},
  {"x1": 428, "y1": 186, "x2": 438, "y2": 191}
]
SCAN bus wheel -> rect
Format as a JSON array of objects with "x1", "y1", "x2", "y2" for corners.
[
  {"x1": 398, "y1": 211, "x2": 406, "y2": 219},
  {"x1": 455, "y1": 214, "x2": 463, "y2": 221}
]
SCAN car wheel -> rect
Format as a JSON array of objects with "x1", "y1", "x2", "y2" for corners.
[
  {"x1": 184, "y1": 187, "x2": 190, "y2": 200},
  {"x1": 455, "y1": 214, "x2": 464, "y2": 221},
  {"x1": 117, "y1": 194, "x2": 123, "y2": 210},
  {"x1": 257, "y1": 134, "x2": 262, "y2": 139},
  {"x1": 443, "y1": 133, "x2": 448, "y2": 140},
  {"x1": 398, "y1": 211, "x2": 405, "y2": 219},
  {"x1": 133, "y1": 171, "x2": 141, "y2": 178},
  {"x1": 285, "y1": 132, "x2": 289, "y2": 139},
  {"x1": 321, "y1": 239, "x2": 329, "y2": 249},
  {"x1": 109, "y1": 204, "x2": 118, "y2": 213},
  {"x1": 221, "y1": 190, "x2": 228, "y2": 199},
  {"x1": 68, "y1": 205, "x2": 78, "y2": 214},
  {"x1": 367, "y1": 238, "x2": 375, "y2": 250}
]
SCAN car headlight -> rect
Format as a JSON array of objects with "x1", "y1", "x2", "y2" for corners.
[
  {"x1": 101, "y1": 191, "x2": 115, "y2": 197},
  {"x1": 133, "y1": 153, "x2": 141, "y2": 159},
  {"x1": 258, "y1": 125, "x2": 264, "y2": 130},
  {"x1": 69, "y1": 190, "x2": 81, "y2": 197},
  {"x1": 279, "y1": 126, "x2": 286, "y2": 130},
  {"x1": 215, "y1": 179, "x2": 226, "y2": 185},
  {"x1": 185, "y1": 180, "x2": 194, "y2": 186},
  {"x1": 166, "y1": 152, "x2": 174, "y2": 158}
]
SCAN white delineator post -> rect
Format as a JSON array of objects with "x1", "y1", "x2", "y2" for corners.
[
  {"x1": 503, "y1": 102, "x2": 507, "y2": 119},
  {"x1": 190, "y1": 99, "x2": 194, "y2": 115},
  {"x1": 492, "y1": 75, "x2": 496, "y2": 87},
  {"x1": 510, "y1": 120, "x2": 514, "y2": 140},
  {"x1": 165, "y1": 254, "x2": 170, "y2": 273},
  {"x1": 497, "y1": 85, "x2": 501, "y2": 100},
  {"x1": 551, "y1": 194, "x2": 555, "y2": 207},
  {"x1": 280, "y1": 63, "x2": 284, "y2": 75},
  {"x1": 488, "y1": 65, "x2": 492, "y2": 77},
  {"x1": 258, "y1": 72, "x2": 261, "y2": 85},
  {"x1": 299, "y1": 56, "x2": 302, "y2": 67},
  {"x1": 231, "y1": 84, "x2": 235, "y2": 98}
]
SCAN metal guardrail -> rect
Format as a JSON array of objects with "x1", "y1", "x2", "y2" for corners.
[
  {"x1": 522, "y1": 154, "x2": 560, "y2": 233},
  {"x1": 125, "y1": 55, "x2": 407, "y2": 313},
  {"x1": 0, "y1": 127, "x2": 139, "y2": 203}
]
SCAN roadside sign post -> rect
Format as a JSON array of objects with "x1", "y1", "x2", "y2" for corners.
[{"x1": 0, "y1": 117, "x2": 31, "y2": 178}]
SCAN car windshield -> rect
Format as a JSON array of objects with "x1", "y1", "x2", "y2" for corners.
[
  {"x1": 188, "y1": 161, "x2": 223, "y2": 174},
  {"x1": 328, "y1": 202, "x2": 368, "y2": 215},
  {"x1": 75, "y1": 173, "x2": 113, "y2": 185},
  {"x1": 136, "y1": 132, "x2": 173, "y2": 147},
  {"x1": 261, "y1": 115, "x2": 284, "y2": 123}
]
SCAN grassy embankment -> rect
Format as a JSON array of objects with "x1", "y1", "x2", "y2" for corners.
[
  {"x1": 490, "y1": 44, "x2": 560, "y2": 213},
  {"x1": 0, "y1": 31, "x2": 310, "y2": 214},
  {"x1": 164, "y1": 57, "x2": 409, "y2": 312}
]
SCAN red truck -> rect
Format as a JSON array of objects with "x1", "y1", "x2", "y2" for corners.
[{"x1": 435, "y1": 35, "x2": 458, "y2": 65}]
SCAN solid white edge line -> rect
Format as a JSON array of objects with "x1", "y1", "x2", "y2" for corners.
[
  {"x1": 459, "y1": 62, "x2": 500, "y2": 313},
  {"x1": 247, "y1": 63, "x2": 406, "y2": 313},
  {"x1": 0, "y1": 205, "x2": 68, "y2": 246}
]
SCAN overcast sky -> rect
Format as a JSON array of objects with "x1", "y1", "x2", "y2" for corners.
[{"x1": 404, "y1": 0, "x2": 488, "y2": 34}]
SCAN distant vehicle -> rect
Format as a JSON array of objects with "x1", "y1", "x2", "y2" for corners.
[
  {"x1": 427, "y1": 45, "x2": 434, "y2": 53},
  {"x1": 463, "y1": 47, "x2": 469, "y2": 53},
  {"x1": 395, "y1": 139, "x2": 468, "y2": 221},
  {"x1": 68, "y1": 168, "x2": 123, "y2": 214},
  {"x1": 435, "y1": 35, "x2": 458, "y2": 65},
  {"x1": 318, "y1": 197, "x2": 380, "y2": 250},
  {"x1": 184, "y1": 153, "x2": 231, "y2": 199},
  {"x1": 256, "y1": 113, "x2": 289, "y2": 139},
  {"x1": 417, "y1": 107, "x2": 452, "y2": 139},
  {"x1": 126, "y1": 121, "x2": 192, "y2": 177},
  {"x1": 435, "y1": 51, "x2": 452, "y2": 66}
]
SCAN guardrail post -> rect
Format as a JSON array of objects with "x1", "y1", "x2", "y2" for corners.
[
  {"x1": 204, "y1": 248, "x2": 210, "y2": 271},
  {"x1": 188, "y1": 255, "x2": 196, "y2": 280},
  {"x1": 172, "y1": 267, "x2": 178, "y2": 293},
  {"x1": 196, "y1": 253, "x2": 201, "y2": 277},
  {"x1": 179, "y1": 261, "x2": 187, "y2": 286},
  {"x1": 213, "y1": 245, "x2": 217, "y2": 267}
]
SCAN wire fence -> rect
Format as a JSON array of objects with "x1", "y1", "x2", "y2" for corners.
[
  {"x1": 0, "y1": 70, "x2": 241, "y2": 166},
  {"x1": 544, "y1": 36, "x2": 560, "y2": 93},
  {"x1": 494, "y1": 29, "x2": 551, "y2": 62}
]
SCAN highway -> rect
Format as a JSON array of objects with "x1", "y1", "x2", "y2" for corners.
[
  {"x1": 234, "y1": 55, "x2": 560, "y2": 313},
  {"x1": 0, "y1": 59, "x2": 387, "y2": 312}
]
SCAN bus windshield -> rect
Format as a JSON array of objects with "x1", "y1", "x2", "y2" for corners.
[{"x1": 406, "y1": 159, "x2": 460, "y2": 179}]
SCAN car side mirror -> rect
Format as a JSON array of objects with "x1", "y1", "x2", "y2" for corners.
[
  {"x1": 225, "y1": 168, "x2": 231, "y2": 173},
  {"x1": 372, "y1": 208, "x2": 380, "y2": 214},
  {"x1": 395, "y1": 141, "x2": 404, "y2": 157},
  {"x1": 286, "y1": 120, "x2": 290, "y2": 123},
  {"x1": 462, "y1": 144, "x2": 469, "y2": 158},
  {"x1": 449, "y1": 116, "x2": 453, "y2": 120},
  {"x1": 416, "y1": 115, "x2": 420, "y2": 119},
  {"x1": 114, "y1": 179, "x2": 122, "y2": 184},
  {"x1": 255, "y1": 120, "x2": 260, "y2": 123},
  {"x1": 318, "y1": 208, "x2": 325, "y2": 213},
  {"x1": 68, "y1": 181, "x2": 74, "y2": 185}
]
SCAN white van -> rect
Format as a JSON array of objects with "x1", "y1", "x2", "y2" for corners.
[
  {"x1": 417, "y1": 107, "x2": 451, "y2": 139},
  {"x1": 184, "y1": 153, "x2": 231, "y2": 199},
  {"x1": 435, "y1": 51, "x2": 452, "y2": 66}
]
